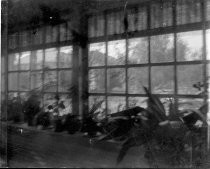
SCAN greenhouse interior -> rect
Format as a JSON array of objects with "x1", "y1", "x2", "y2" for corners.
[{"x1": 1, "y1": 0, "x2": 210, "y2": 168}]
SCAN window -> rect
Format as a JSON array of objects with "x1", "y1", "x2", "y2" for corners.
[{"x1": 88, "y1": 2, "x2": 208, "y2": 117}]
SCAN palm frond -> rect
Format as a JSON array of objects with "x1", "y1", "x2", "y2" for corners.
[{"x1": 143, "y1": 87, "x2": 167, "y2": 122}]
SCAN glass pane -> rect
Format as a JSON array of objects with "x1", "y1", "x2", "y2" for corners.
[
  {"x1": 137, "y1": 6, "x2": 147, "y2": 31},
  {"x1": 8, "y1": 33, "x2": 18, "y2": 49},
  {"x1": 31, "y1": 50, "x2": 43, "y2": 70},
  {"x1": 177, "y1": 64, "x2": 203, "y2": 95},
  {"x1": 107, "y1": 96, "x2": 126, "y2": 114},
  {"x1": 8, "y1": 73, "x2": 18, "y2": 91},
  {"x1": 107, "y1": 68, "x2": 125, "y2": 93},
  {"x1": 128, "y1": 37, "x2": 148, "y2": 64},
  {"x1": 60, "y1": 23, "x2": 67, "y2": 41},
  {"x1": 96, "y1": 15, "x2": 105, "y2": 37},
  {"x1": 89, "y1": 69, "x2": 105, "y2": 93},
  {"x1": 58, "y1": 70, "x2": 72, "y2": 92},
  {"x1": 44, "y1": 48, "x2": 58, "y2": 69},
  {"x1": 51, "y1": 25, "x2": 58, "y2": 42},
  {"x1": 89, "y1": 96, "x2": 106, "y2": 119},
  {"x1": 176, "y1": 0, "x2": 201, "y2": 25},
  {"x1": 107, "y1": 40, "x2": 126, "y2": 65},
  {"x1": 88, "y1": 16, "x2": 95, "y2": 37},
  {"x1": 177, "y1": 31, "x2": 202, "y2": 61},
  {"x1": 178, "y1": 98, "x2": 204, "y2": 111},
  {"x1": 151, "y1": 66, "x2": 174, "y2": 94},
  {"x1": 59, "y1": 46, "x2": 72, "y2": 68},
  {"x1": 66, "y1": 21, "x2": 72, "y2": 40},
  {"x1": 59, "y1": 94, "x2": 72, "y2": 115},
  {"x1": 45, "y1": 26, "x2": 52, "y2": 43},
  {"x1": 20, "y1": 52, "x2": 30, "y2": 70},
  {"x1": 44, "y1": 71, "x2": 57, "y2": 92},
  {"x1": 207, "y1": 0, "x2": 210, "y2": 21},
  {"x1": 150, "y1": 1, "x2": 173, "y2": 29},
  {"x1": 128, "y1": 67, "x2": 148, "y2": 94},
  {"x1": 31, "y1": 71, "x2": 42, "y2": 90},
  {"x1": 206, "y1": 29, "x2": 210, "y2": 60},
  {"x1": 19, "y1": 72, "x2": 30, "y2": 91},
  {"x1": 151, "y1": 34, "x2": 174, "y2": 63},
  {"x1": 8, "y1": 53, "x2": 19, "y2": 71},
  {"x1": 114, "y1": 11, "x2": 124, "y2": 34},
  {"x1": 107, "y1": 12, "x2": 115, "y2": 35},
  {"x1": 128, "y1": 97, "x2": 147, "y2": 109},
  {"x1": 89, "y1": 42, "x2": 105, "y2": 67},
  {"x1": 33, "y1": 28, "x2": 43, "y2": 45},
  {"x1": 127, "y1": 8, "x2": 137, "y2": 32},
  {"x1": 20, "y1": 31, "x2": 29, "y2": 47},
  {"x1": 44, "y1": 94, "x2": 57, "y2": 111}
]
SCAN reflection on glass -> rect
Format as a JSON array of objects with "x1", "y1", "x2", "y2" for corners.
[
  {"x1": 107, "y1": 40, "x2": 125, "y2": 65},
  {"x1": 44, "y1": 94, "x2": 56, "y2": 111},
  {"x1": 151, "y1": 66, "x2": 174, "y2": 94},
  {"x1": 20, "y1": 52, "x2": 30, "y2": 70},
  {"x1": 177, "y1": 64, "x2": 203, "y2": 95},
  {"x1": 89, "y1": 42, "x2": 105, "y2": 67},
  {"x1": 45, "y1": 48, "x2": 58, "y2": 69},
  {"x1": 19, "y1": 72, "x2": 30, "y2": 91},
  {"x1": 177, "y1": 31, "x2": 202, "y2": 61},
  {"x1": 44, "y1": 71, "x2": 57, "y2": 92},
  {"x1": 89, "y1": 96, "x2": 106, "y2": 119},
  {"x1": 107, "y1": 96, "x2": 126, "y2": 114},
  {"x1": 128, "y1": 37, "x2": 148, "y2": 64},
  {"x1": 151, "y1": 34, "x2": 174, "y2": 63},
  {"x1": 8, "y1": 73, "x2": 18, "y2": 91},
  {"x1": 89, "y1": 69, "x2": 105, "y2": 93},
  {"x1": 31, "y1": 72, "x2": 42, "y2": 90},
  {"x1": 8, "y1": 53, "x2": 19, "y2": 71},
  {"x1": 58, "y1": 70, "x2": 72, "y2": 92},
  {"x1": 59, "y1": 46, "x2": 72, "y2": 68},
  {"x1": 107, "y1": 68, "x2": 125, "y2": 93},
  {"x1": 128, "y1": 97, "x2": 147, "y2": 108},
  {"x1": 59, "y1": 94, "x2": 72, "y2": 114},
  {"x1": 128, "y1": 67, "x2": 148, "y2": 94},
  {"x1": 178, "y1": 98, "x2": 204, "y2": 111},
  {"x1": 206, "y1": 29, "x2": 210, "y2": 60},
  {"x1": 31, "y1": 50, "x2": 43, "y2": 70}
]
